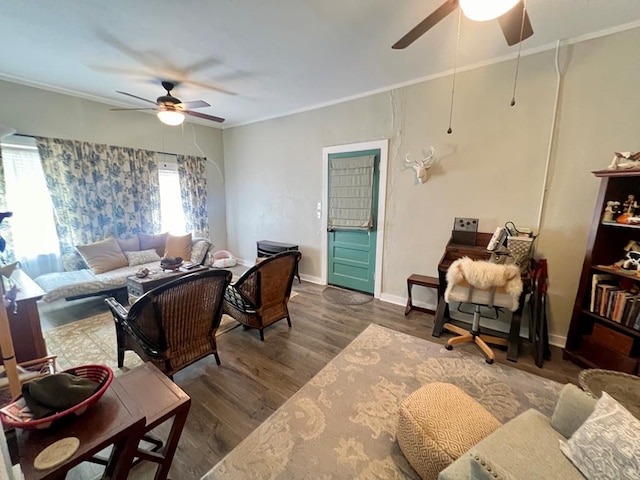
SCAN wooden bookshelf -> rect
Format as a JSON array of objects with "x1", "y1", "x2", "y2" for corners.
[{"x1": 564, "y1": 170, "x2": 640, "y2": 374}]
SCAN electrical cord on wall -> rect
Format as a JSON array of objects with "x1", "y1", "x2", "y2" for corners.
[{"x1": 535, "y1": 40, "x2": 563, "y2": 234}]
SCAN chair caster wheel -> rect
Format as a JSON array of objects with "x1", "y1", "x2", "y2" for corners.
[
  {"x1": 445, "y1": 345, "x2": 453, "y2": 351},
  {"x1": 485, "y1": 358, "x2": 494, "y2": 364}
]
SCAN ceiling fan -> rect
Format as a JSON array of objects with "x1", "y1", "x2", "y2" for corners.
[
  {"x1": 392, "y1": 0, "x2": 533, "y2": 49},
  {"x1": 111, "y1": 81, "x2": 225, "y2": 125}
]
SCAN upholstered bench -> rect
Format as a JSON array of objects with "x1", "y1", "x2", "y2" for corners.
[{"x1": 397, "y1": 382, "x2": 501, "y2": 480}]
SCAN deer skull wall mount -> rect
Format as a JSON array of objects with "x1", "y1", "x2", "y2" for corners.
[{"x1": 405, "y1": 146, "x2": 435, "y2": 184}]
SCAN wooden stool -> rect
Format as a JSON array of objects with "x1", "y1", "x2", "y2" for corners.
[{"x1": 405, "y1": 274, "x2": 439, "y2": 315}]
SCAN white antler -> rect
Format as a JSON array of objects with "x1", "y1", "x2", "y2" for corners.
[{"x1": 404, "y1": 147, "x2": 436, "y2": 184}]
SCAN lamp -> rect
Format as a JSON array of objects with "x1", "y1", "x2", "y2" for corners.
[
  {"x1": 157, "y1": 109, "x2": 185, "y2": 126},
  {"x1": 459, "y1": 0, "x2": 520, "y2": 21}
]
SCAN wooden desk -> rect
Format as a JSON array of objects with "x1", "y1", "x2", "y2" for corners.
[
  {"x1": 432, "y1": 233, "x2": 526, "y2": 362},
  {"x1": 15, "y1": 379, "x2": 145, "y2": 480},
  {"x1": 117, "y1": 362, "x2": 191, "y2": 480},
  {"x1": 1, "y1": 269, "x2": 46, "y2": 364}
]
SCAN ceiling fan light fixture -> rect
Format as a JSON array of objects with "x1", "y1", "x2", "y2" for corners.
[
  {"x1": 459, "y1": 0, "x2": 520, "y2": 22},
  {"x1": 157, "y1": 109, "x2": 185, "y2": 126}
]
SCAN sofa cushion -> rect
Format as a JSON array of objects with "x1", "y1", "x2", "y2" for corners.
[
  {"x1": 117, "y1": 236, "x2": 140, "y2": 252},
  {"x1": 138, "y1": 232, "x2": 168, "y2": 257},
  {"x1": 550, "y1": 383, "x2": 597, "y2": 438},
  {"x1": 124, "y1": 248, "x2": 161, "y2": 267},
  {"x1": 398, "y1": 383, "x2": 500, "y2": 480},
  {"x1": 190, "y1": 238, "x2": 211, "y2": 265},
  {"x1": 559, "y1": 392, "x2": 640, "y2": 480},
  {"x1": 164, "y1": 233, "x2": 192, "y2": 260},
  {"x1": 438, "y1": 409, "x2": 584, "y2": 480},
  {"x1": 76, "y1": 238, "x2": 128, "y2": 274}
]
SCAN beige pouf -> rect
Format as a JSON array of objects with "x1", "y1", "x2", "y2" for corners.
[{"x1": 397, "y1": 382, "x2": 501, "y2": 480}]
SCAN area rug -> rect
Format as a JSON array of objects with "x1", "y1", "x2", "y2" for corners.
[
  {"x1": 42, "y1": 312, "x2": 244, "y2": 373},
  {"x1": 203, "y1": 323, "x2": 562, "y2": 479},
  {"x1": 322, "y1": 286, "x2": 373, "y2": 305}
]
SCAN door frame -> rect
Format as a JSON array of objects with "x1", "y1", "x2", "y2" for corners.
[{"x1": 321, "y1": 139, "x2": 388, "y2": 299}]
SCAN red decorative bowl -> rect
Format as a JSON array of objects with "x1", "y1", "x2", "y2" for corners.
[{"x1": 0, "y1": 364, "x2": 113, "y2": 430}]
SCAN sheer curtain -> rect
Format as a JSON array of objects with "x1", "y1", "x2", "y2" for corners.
[{"x1": 0, "y1": 135, "x2": 62, "y2": 277}]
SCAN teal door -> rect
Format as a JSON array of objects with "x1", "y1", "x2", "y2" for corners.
[{"x1": 327, "y1": 149, "x2": 380, "y2": 294}]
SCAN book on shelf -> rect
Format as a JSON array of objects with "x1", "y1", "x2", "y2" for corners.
[
  {"x1": 624, "y1": 295, "x2": 640, "y2": 327},
  {"x1": 590, "y1": 273, "x2": 617, "y2": 312}
]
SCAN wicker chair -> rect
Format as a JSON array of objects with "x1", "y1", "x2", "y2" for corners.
[
  {"x1": 223, "y1": 250, "x2": 301, "y2": 341},
  {"x1": 105, "y1": 269, "x2": 232, "y2": 377}
]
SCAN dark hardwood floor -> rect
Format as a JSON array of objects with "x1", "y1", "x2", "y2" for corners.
[{"x1": 39, "y1": 280, "x2": 582, "y2": 479}]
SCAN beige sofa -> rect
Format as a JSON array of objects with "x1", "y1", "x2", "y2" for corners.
[
  {"x1": 438, "y1": 383, "x2": 597, "y2": 480},
  {"x1": 35, "y1": 233, "x2": 212, "y2": 304}
]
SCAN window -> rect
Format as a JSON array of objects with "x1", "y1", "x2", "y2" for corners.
[
  {"x1": 1, "y1": 135, "x2": 62, "y2": 276},
  {"x1": 157, "y1": 155, "x2": 186, "y2": 234}
]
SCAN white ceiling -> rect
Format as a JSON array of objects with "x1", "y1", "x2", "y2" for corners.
[{"x1": 1, "y1": 1, "x2": 639, "y2": 128}]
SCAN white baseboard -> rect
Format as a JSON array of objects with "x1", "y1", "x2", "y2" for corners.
[
  {"x1": 379, "y1": 293, "x2": 436, "y2": 311},
  {"x1": 236, "y1": 257, "x2": 253, "y2": 267},
  {"x1": 548, "y1": 334, "x2": 566, "y2": 349},
  {"x1": 299, "y1": 273, "x2": 321, "y2": 284}
]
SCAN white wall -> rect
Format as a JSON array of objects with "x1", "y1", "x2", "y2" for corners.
[
  {"x1": 223, "y1": 27, "x2": 640, "y2": 344},
  {"x1": 0, "y1": 80, "x2": 227, "y2": 250}
]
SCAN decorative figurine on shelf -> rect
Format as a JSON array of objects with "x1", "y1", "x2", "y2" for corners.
[
  {"x1": 602, "y1": 201, "x2": 621, "y2": 222},
  {"x1": 616, "y1": 195, "x2": 639, "y2": 224},
  {"x1": 607, "y1": 151, "x2": 640, "y2": 170}
]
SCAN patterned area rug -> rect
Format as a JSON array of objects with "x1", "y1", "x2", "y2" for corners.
[
  {"x1": 203, "y1": 324, "x2": 562, "y2": 479},
  {"x1": 43, "y1": 313, "x2": 243, "y2": 373}
]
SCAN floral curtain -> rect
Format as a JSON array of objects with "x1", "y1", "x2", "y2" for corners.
[
  {"x1": 36, "y1": 137, "x2": 162, "y2": 270},
  {"x1": 177, "y1": 154, "x2": 209, "y2": 238},
  {"x1": 0, "y1": 150, "x2": 16, "y2": 263}
]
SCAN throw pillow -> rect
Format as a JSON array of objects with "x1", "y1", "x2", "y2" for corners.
[
  {"x1": 190, "y1": 238, "x2": 212, "y2": 265},
  {"x1": 76, "y1": 238, "x2": 128, "y2": 274},
  {"x1": 559, "y1": 391, "x2": 640, "y2": 480},
  {"x1": 124, "y1": 248, "x2": 161, "y2": 267},
  {"x1": 138, "y1": 232, "x2": 168, "y2": 257},
  {"x1": 550, "y1": 383, "x2": 597, "y2": 438},
  {"x1": 164, "y1": 233, "x2": 192, "y2": 260},
  {"x1": 116, "y1": 236, "x2": 140, "y2": 253}
]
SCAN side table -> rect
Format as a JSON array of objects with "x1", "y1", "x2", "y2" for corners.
[
  {"x1": 256, "y1": 240, "x2": 301, "y2": 283},
  {"x1": 15, "y1": 378, "x2": 145, "y2": 480},
  {"x1": 578, "y1": 368, "x2": 640, "y2": 419},
  {"x1": 405, "y1": 274, "x2": 439, "y2": 316},
  {"x1": 117, "y1": 362, "x2": 191, "y2": 480}
]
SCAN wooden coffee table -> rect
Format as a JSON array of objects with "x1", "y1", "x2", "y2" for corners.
[{"x1": 127, "y1": 266, "x2": 207, "y2": 298}]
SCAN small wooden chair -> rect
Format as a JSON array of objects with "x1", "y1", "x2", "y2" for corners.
[{"x1": 443, "y1": 258, "x2": 523, "y2": 364}]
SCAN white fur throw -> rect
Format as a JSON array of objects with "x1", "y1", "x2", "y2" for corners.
[{"x1": 445, "y1": 257, "x2": 523, "y2": 311}]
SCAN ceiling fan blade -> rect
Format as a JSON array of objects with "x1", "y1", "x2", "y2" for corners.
[
  {"x1": 176, "y1": 100, "x2": 210, "y2": 110},
  {"x1": 392, "y1": 0, "x2": 458, "y2": 49},
  {"x1": 498, "y1": 1, "x2": 533, "y2": 46},
  {"x1": 110, "y1": 107, "x2": 157, "y2": 111},
  {"x1": 184, "y1": 110, "x2": 225, "y2": 123},
  {"x1": 116, "y1": 91, "x2": 158, "y2": 105}
]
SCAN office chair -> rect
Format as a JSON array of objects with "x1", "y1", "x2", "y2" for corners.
[{"x1": 443, "y1": 257, "x2": 523, "y2": 364}]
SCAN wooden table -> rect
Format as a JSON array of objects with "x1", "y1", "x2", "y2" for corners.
[
  {"x1": 404, "y1": 274, "x2": 439, "y2": 316},
  {"x1": 15, "y1": 379, "x2": 145, "y2": 480},
  {"x1": 127, "y1": 266, "x2": 207, "y2": 297},
  {"x1": 117, "y1": 362, "x2": 191, "y2": 480}
]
